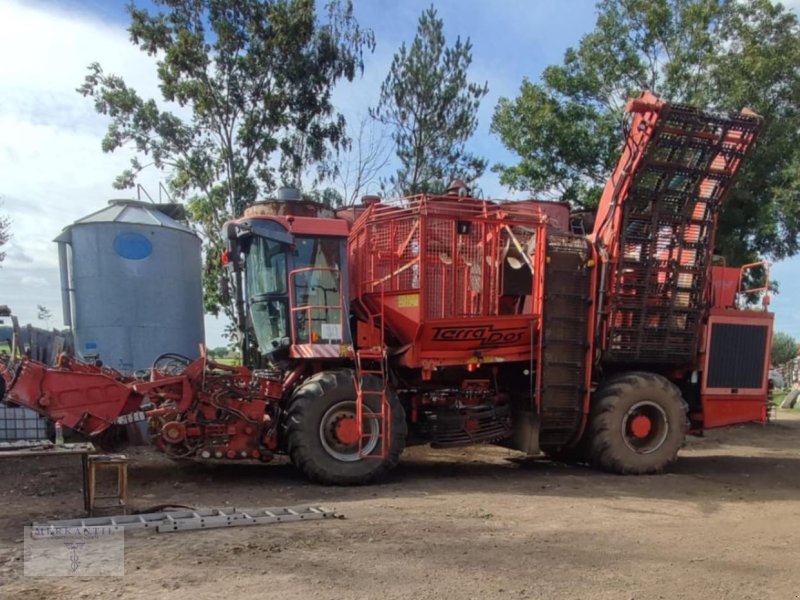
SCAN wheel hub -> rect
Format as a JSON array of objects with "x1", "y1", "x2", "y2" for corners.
[
  {"x1": 622, "y1": 401, "x2": 669, "y2": 454},
  {"x1": 319, "y1": 401, "x2": 379, "y2": 462},
  {"x1": 629, "y1": 415, "x2": 652, "y2": 439},
  {"x1": 334, "y1": 416, "x2": 360, "y2": 445}
]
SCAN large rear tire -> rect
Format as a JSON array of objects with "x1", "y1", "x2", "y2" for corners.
[
  {"x1": 284, "y1": 369, "x2": 407, "y2": 485},
  {"x1": 587, "y1": 372, "x2": 688, "y2": 474}
]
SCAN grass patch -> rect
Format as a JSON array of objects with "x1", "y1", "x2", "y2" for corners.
[{"x1": 772, "y1": 390, "x2": 800, "y2": 411}]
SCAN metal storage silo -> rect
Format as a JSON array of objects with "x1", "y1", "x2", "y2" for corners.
[{"x1": 55, "y1": 200, "x2": 205, "y2": 372}]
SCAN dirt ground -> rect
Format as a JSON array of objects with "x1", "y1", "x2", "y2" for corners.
[{"x1": 2, "y1": 412, "x2": 800, "y2": 600}]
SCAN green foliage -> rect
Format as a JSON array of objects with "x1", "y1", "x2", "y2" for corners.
[
  {"x1": 208, "y1": 346, "x2": 230, "y2": 358},
  {"x1": 772, "y1": 331, "x2": 798, "y2": 366},
  {"x1": 492, "y1": 0, "x2": 800, "y2": 264},
  {"x1": 306, "y1": 187, "x2": 345, "y2": 208},
  {"x1": 78, "y1": 0, "x2": 374, "y2": 317},
  {"x1": 371, "y1": 6, "x2": 488, "y2": 195}
]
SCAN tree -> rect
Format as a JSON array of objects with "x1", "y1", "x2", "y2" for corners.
[
  {"x1": 208, "y1": 346, "x2": 230, "y2": 358},
  {"x1": 0, "y1": 203, "x2": 8, "y2": 265},
  {"x1": 37, "y1": 305, "x2": 53, "y2": 330},
  {"x1": 79, "y1": 0, "x2": 375, "y2": 319},
  {"x1": 307, "y1": 187, "x2": 345, "y2": 208},
  {"x1": 371, "y1": 6, "x2": 488, "y2": 195},
  {"x1": 492, "y1": 0, "x2": 800, "y2": 265},
  {"x1": 772, "y1": 331, "x2": 798, "y2": 366},
  {"x1": 323, "y1": 115, "x2": 391, "y2": 205}
]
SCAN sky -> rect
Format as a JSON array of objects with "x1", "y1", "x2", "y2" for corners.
[{"x1": 1, "y1": 0, "x2": 799, "y2": 347}]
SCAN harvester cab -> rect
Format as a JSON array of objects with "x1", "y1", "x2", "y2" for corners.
[{"x1": 224, "y1": 196, "x2": 353, "y2": 362}]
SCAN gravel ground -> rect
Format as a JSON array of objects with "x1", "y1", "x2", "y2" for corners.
[{"x1": 2, "y1": 411, "x2": 800, "y2": 599}]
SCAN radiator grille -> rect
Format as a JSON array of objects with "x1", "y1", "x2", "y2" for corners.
[{"x1": 706, "y1": 323, "x2": 768, "y2": 389}]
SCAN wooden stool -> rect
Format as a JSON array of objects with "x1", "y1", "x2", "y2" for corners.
[{"x1": 87, "y1": 454, "x2": 128, "y2": 516}]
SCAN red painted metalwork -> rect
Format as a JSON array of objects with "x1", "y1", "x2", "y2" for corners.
[
  {"x1": 0, "y1": 352, "x2": 283, "y2": 460},
  {"x1": 0, "y1": 356, "x2": 140, "y2": 436},
  {"x1": 737, "y1": 261, "x2": 771, "y2": 308},
  {"x1": 591, "y1": 92, "x2": 762, "y2": 364},
  {"x1": 348, "y1": 195, "x2": 549, "y2": 371},
  {"x1": 354, "y1": 274, "x2": 392, "y2": 459},
  {"x1": 288, "y1": 266, "x2": 348, "y2": 357},
  {"x1": 335, "y1": 417, "x2": 360, "y2": 446},
  {"x1": 699, "y1": 308, "x2": 774, "y2": 428},
  {"x1": 709, "y1": 265, "x2": 741, "y2": 309}
]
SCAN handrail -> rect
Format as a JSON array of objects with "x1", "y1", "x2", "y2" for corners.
[{"x1": 736, "y1": 261, "x2": 771, "y2": 309}]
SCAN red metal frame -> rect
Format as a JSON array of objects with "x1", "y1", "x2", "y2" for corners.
[
  {"x1": 1, "y1": 351, "x2": 284, "y2": 459},
  {"x1": 699, "y1": 309, "x2": 774, "y2": 428},
  {"x1": 348, "y1": 194, "x2": 549, "y2": 373},
  {"x1": 736, "y1": 261, "x2": 771, "y2": 308},
  {"x1": 1, "y1": 92, "x2": 773, "y2": 476},
  {"x1": 590, "y1": 92, "x2": 762, "y2": 359}
]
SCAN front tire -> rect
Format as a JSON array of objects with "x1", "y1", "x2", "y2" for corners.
[
  {"x1": 587, "y1": 372, "x2": 688, "y2": 474},
  {"x1": 284, "y1": 369, "x2": 407, "y2": 485}
]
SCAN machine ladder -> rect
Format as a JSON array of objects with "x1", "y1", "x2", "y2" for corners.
[
  {"x1": 355, "y1": 283, "x2": 392, "y2": 459},
  {"x1": 33, "y1": 505, "x2": 335, "y2": 534}
]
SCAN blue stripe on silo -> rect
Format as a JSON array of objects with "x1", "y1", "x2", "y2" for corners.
[{"x1": 113, "y1": 232, "x2": 153, "y2": 260}]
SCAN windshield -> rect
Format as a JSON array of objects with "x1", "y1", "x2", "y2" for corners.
[
  {"x1": 291, "y1": 237, "x2": 344, "y2": 344},
  {"x1": 245, "y1": 236, "x2": 289, "y2": 353},
  {"x1": 246, "y1": 237, "x2": 287, "y2": 296}
]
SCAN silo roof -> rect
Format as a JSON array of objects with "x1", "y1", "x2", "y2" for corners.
[
  {"x1": 55, "y1": 200, "x2": 196, "y2": 242},
  {"x1": 74, "y1": 200, "x2": 194, "y2": 231}
]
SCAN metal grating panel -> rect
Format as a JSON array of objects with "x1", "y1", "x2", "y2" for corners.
[
  {"x1": 540, "y1": 233, "x2": 591, "y2": 448},
  {"x1": 350, "y1": 196, "x2": 547, "y2": 324},
  {"x1": 707, "y1": 323, "x2": 768, "y2": 389},
  {"x1": 604, "y1": 104, "x2": 761, "y2": 364}
]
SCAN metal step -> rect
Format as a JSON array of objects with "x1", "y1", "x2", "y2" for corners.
[{"x1": 32, "y1": 505, "x2": 335, "y2": 535}]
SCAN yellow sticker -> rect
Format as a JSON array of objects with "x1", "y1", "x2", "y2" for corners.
[{"x1": 397, "y1": 294, "x2": 420, "y2": 308}]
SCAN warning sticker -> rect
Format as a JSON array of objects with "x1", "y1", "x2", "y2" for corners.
[
  {"x1": 397, "y1": 294, "x2": 420, "y2": 308},
  {"x1": 320, "y1": 323, "x2": 341, "y2": 340}
]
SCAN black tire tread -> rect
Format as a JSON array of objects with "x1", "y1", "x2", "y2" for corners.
[
  {"x1": 284, "y1": 369, "x2": 407, "y2": 485},
  {"x1": 587, "y1": 371, "x2": 688, "y2": 475}
]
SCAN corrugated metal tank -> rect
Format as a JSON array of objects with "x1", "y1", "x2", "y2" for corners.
[{"x1": 55, "y1": 200, "x2": 204, "y2": 372}]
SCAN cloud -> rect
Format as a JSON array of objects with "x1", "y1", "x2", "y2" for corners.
[
  {"x1": 0, "y1": 0, "x2": 169, "y2": 331},
  {"x1": 20, "y1": 275, "x2": 48, "y2": 288},
  {"x1": 3, "y1": 241, "x2": 34, "y2": 264}
]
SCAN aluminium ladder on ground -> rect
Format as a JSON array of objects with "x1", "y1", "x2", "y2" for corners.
[{"x1": 32, "y1": 505, "x2": 336, "y2": 534}]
